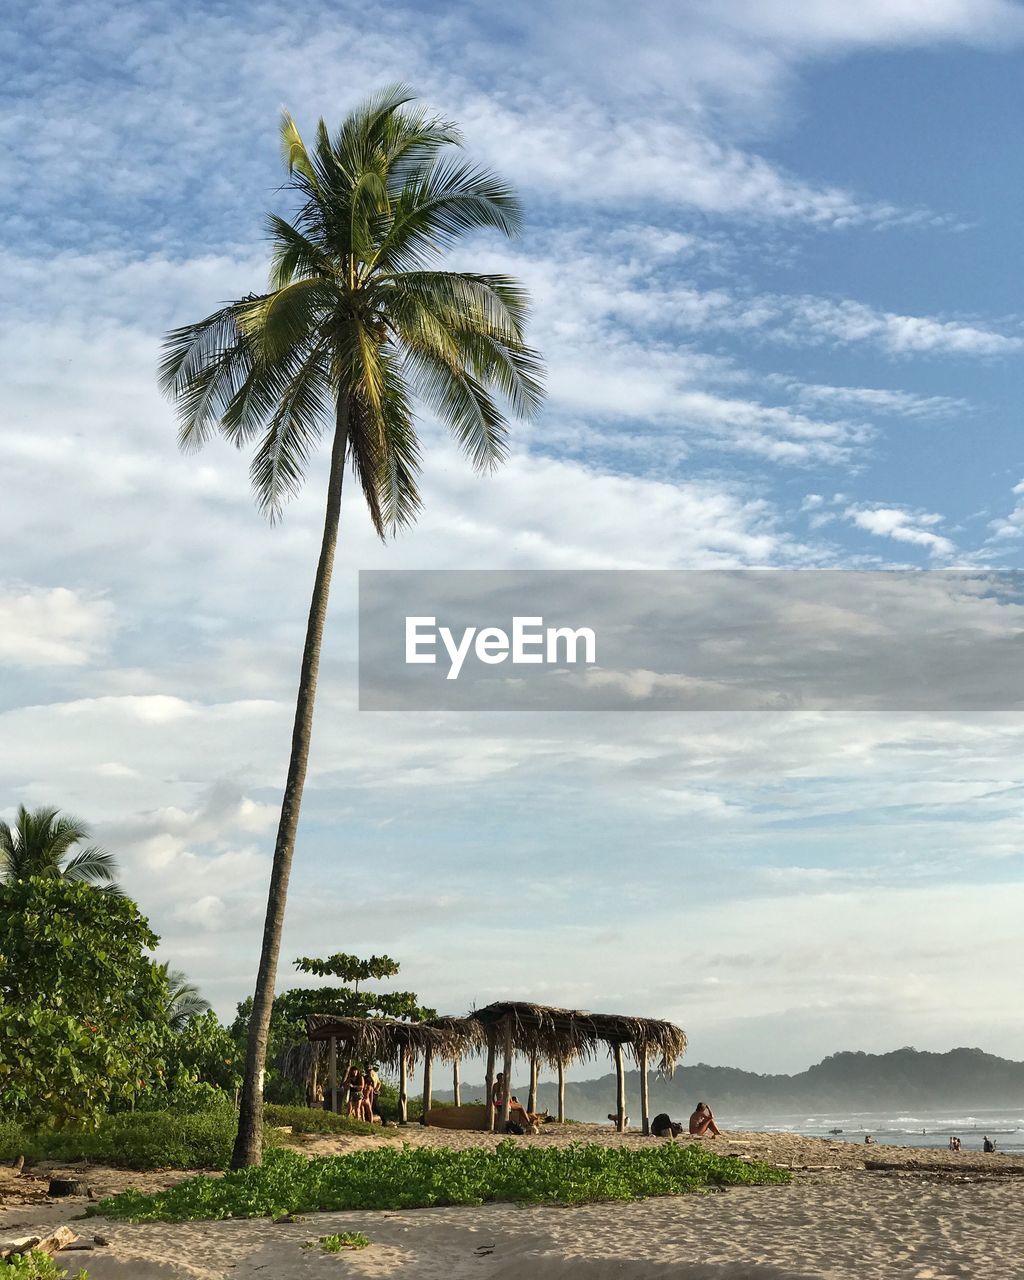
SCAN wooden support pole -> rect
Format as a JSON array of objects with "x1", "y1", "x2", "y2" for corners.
[
  {"x1": 557, "y1": 1058, "x2": 566, "y2": 1123},
  {"x1": 398, "y1": 1048, "x2": 408, "y2": 1124},
  {"x1": 528, "y1": 1051, "x2": 538, "y2": 1114},
  {"x1": 639, "y1": 1047, "x2": 650, "y2": 1136},
  {"x1": 484, "y1": 1035, "x2": 497, "y2": 1132},
  {"x1": 500, "y1": 1016, "x2": 514, "y2": 1131},
  {"x1": 328, "y1": 1035, "x2": 338, "y2": 1115},
  {"x1": 614, "y1": 1042, "x2": 626, "y2": 1132},
  {"x1": 452, "y1": 1056, "x2": 461, "y2": 1108},
  {"x1": 421, "y1": 1046, "x2": 433, "y2": 1122}
]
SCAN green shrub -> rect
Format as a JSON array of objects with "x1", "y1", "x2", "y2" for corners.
[
  {"x1": 0, "y1": 880, "x2": 167, "y2": 1128},
  {"x1": 0, "y1": 1110, "x2": 241, "y2": 1170},
  {"x1": 263, "y1": 1104, "x2": 393, "y2": 1137},
  {"x1": 96, "y1": 1141, "x2": 789, "y2": 1221}
]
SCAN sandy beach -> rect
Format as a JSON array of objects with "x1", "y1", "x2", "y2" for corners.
[{"x1": 3, "y1": 1125, "x2": 1022, "y2": 1280}]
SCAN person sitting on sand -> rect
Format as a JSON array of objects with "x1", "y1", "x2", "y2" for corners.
[
  {"x1": 984, "y1": 1136, "x2": 997, "y2": 1153},
  {"x1": 864, "y1": 1134, "x2": 875, "y2": 1145},
  {"x1": 651, "y1": 1112, "x2": 684, "y2": 1139},
  {"x1": 688, "y1": 1102, "x2": 721, "y2": 1138}
]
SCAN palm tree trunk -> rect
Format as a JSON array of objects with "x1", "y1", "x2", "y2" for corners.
[{"x1": 230, "y1": 396, "x2": 350, "y2": 1169}]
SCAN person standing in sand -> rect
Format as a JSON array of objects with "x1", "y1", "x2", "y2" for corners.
[
  {"x1": 343, "y1": 1064, "x2": 363, "y2": 1118},
  {"x1": 688, "y1": 1102, "x2": 722, "y2": 1137}
]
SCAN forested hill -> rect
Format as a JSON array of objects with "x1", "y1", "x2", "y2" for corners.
[{"x1": 441, "y1": 1048, "x2": 1024, "y2": 1121}]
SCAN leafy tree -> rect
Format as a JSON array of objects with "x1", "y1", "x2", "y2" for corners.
[
  {"x1": 154, "y1": 1010, "x2": 242, "y2": 1111},
  {"x1": 0, "y1": 879, "x2": 167, "y2": 1127},
  {"x1": 160, "y1": 85, "x2": 543, "y2": 1166},
  {"x1": 294, "y1": 953, "x2": 399, "y2": 990},
  {"x1": 157, "y1": 965, "x2": 213, "y2": 1032},
  {"x1": 231, "y1": 953, "x2": 436, "y2": 1104},
  {"x1": 0, "y1": 805, "x2": 119, "y2": 890}
]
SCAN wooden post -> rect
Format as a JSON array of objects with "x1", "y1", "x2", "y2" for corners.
[
  {"x1": 398, "y1": 1047, "x2": 408, "y2": 1124},
  {"x1": 484, "y1": 1036, "x2": 497, "y2": 1132},
  {"x1": 639, "y1": 1047, "x2": 650, "y2": 1136},
  {"x1": 557, "y1": 1058, "x2": 566, "y2": 1123},
  {"x1": 528, "y1": 1051, "x2": 538, "y2": 1114},
  {"x1": 328, "y1": 1035, "x2": 338, "y2": 1115},
  {"x1": 613, "y1": 1042, "x2": 626, "y2": 1132},
  {"x1": 421, "y1": 1046, "x2": 433, "y2": 1122},
  {"x1": 453, "y1": 1056, "x2": 461, "y2": 1107},
  {"x1": 500, "y1": 1016, "x2": 513, "y2": 1131}
]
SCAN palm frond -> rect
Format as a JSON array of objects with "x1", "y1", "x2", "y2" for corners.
[
  {"x1": 249, "y1": 343, "x2": 333, "y2": 517},
  {"x1": 62, "y1": 844, "x2": 120, "y2": 887}
]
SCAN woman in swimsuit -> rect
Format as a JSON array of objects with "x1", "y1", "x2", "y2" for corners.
[{"x1": 688, "y1": 1102, "x2": 722, "y2": 1137}]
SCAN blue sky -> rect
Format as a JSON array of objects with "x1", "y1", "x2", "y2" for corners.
[{"x1": 2, "y1": 0, "x2": 1024, "y2": 1075}]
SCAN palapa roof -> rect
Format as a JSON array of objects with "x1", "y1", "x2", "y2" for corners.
[
  {"x1": 304, "y1": 1015, "x2": 447, "y2": 1069},
  {"x1": 469, "y1": 1001, "x2": 687, "y2": 1075},
  {"x1": 302, "y1": 1003, "x2": 687, "y2": 1077},
  {"x1": 421, "y1": 1015, "x2": 487, "y2": 1059}
]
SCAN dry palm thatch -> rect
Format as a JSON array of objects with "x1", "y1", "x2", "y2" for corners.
[
  {"x1": 469, "y1": 1001, "x2": 599, "y2": 1069},
  {"x1": 304, "y1": 1015, "x2": 447, "y2": 1071},
  {"x1": 421, "y1": 1015, "x2": 487, "y2": 1062},
  {"x1": 469, "y1": 1002, "x2": 686, "y2": 1073},
  {"x1": 588, "y1": 1013, "x2": 688, "y2": 1075},
  {"x1": 280, "y1": 1038, "x2": 325, "y2": 1092}
]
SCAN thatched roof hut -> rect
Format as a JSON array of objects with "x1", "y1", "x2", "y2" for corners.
[
  {"x1": 469, "y1": 1001, "x2": 687, "y2": 1133},
  {"x1": 302, "y1": 1002, "x2": 687, "y2": 1135},
  {"x1": 304, "y1": 1015, "x2": 485, "y2": 1123}
]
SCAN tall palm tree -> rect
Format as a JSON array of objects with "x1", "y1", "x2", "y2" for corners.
[
  {"x1": 160, "y1": 85, "x2": 543, "y2": 1167},
  {"x1": 0, "y1": 805, "x2": 120, "y2": 890},
  {"x1": 158, "y1": 965, "x2": 213, "y2": 1033}
]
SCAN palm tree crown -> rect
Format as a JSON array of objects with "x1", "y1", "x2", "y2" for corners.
[
  {"x1": 0, "y1": 805, "x2": 120, "y2": 890},
  {"x1": 160, "y1": 84, "x2": 544, "y2": 527},
  {"x1": 158, "y1": 965, "x2": 213, "y2": 1033}
]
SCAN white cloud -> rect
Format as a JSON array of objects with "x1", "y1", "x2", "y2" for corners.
[
  {"x1": 788, "y1": 383, "x2": 969, "y2": 417},
  {"x1": 845, "y1": 505, "x2": 956, "y2": 557},
  {"x1": 0, "y1": 586, "x2": 114, "y2": 667},
  {"x1": 988, "y1": 478, "x2": 1024, "y2": 540}
]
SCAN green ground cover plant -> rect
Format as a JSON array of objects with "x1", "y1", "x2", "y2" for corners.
[
  {"x1": 0, "y1": 1252, "x2": 86, "y2": 1279},
  {"x1": 304, "y1": 1233, "x2": 370, "y2": 1253},
  {"x1": 95, "y1": 1142, "x2": 789, "y2": 1221}
]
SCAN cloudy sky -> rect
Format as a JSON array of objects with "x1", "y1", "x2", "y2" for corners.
[{"x1": 3, "y1": 0, "x2": 1024, "y2": 1076}]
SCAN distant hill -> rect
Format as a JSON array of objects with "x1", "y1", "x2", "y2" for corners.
[{"x1": 436, "y1": 1048, "x2": 1024, "y2": 1122}]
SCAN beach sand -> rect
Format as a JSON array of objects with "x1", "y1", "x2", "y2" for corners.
[{"x1": 3, "y1": 1125, "x2": 1021, "y2": 1279}]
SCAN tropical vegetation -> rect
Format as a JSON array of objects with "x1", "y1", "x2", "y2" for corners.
[
  {"x1": 0, "y1": 878, "x2": 167, "y2": 1127},
  {"x1": 94, "y1": 1142, "x2": 788, "y2": 1221},
  {"x1": 0, "y1": 805, "x2": 118, "y2": 890},
  {"x1": 160, "y1": 84, "x2": 543, "y2": 1166}
]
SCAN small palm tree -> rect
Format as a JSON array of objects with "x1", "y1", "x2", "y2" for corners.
[
  {"x1": 160, "y1": 85, "x2": 543, "y2": 1167},
  {"x1": 158, "y1": 965, "x2": 213, "y2": 1032},
  {"x1": 0, "y1": 805, "x2": 120, "y2": 890}
]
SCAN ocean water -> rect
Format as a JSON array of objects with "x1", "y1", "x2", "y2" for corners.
[{"x1": 727, "y1": 1109, "x2": 1024, "y2": 1155}]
